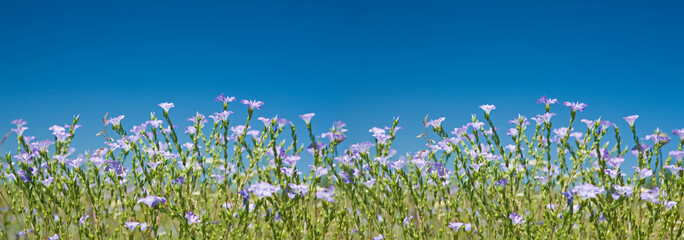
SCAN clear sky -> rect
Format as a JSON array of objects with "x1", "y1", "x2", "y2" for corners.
[{"x1": 1, "y1": 1, "x2": 683, "y2": 170}]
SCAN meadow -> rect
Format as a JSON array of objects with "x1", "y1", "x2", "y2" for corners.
[{"x1": 1, "y1": 95, "x2": 683, "y2": 239}]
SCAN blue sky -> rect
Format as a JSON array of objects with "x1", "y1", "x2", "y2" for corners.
[{"x1": 1, "y1": 1, "x2": 683, "y2": 170}]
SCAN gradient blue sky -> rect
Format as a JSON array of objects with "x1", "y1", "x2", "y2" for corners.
[{"x1": 1, "y1": 1, "x2": 683, "y2": 169}]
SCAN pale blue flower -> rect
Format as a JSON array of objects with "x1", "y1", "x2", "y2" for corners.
[
  {"x1": 572, "y1": 183, "x2": 604, "y2": 200},
  {"x1": 158, "y1": 102, "x2": 174, "y2": 112},
  {"x1": 137, "y1": 196, "x2": 167, "y2": 207},
  {"x1": 669, "y1": 151, "x2": 684, "y2": 161},
  {"x1": 240, "y1": 99, "x2": 264, "y2": 110},
  {"x1": 215, "y1": 94, "x2": 236, "y2": 104},
  {"x1": 185, "y1": 212, "x2": 201, "y2": 224},
  {"x1": 316, "y1": 186, "x2": 335, "y2": 202},
  {"x1": 664, "y1": 201, "x2": 677, "y2": 210},
  {"x1": 248, "y1": 182, "x2": 280, "y2": 199},
  {"x1": 537, "y1": 95, "x2": 558, "y2": 105},
  {"x1": 479, "y1": 104, "x2": 496, "y2": 114},
  {"x1": 509, "y1": 212, "x2": 525, "y2": 225},
  {"x1": 623, "y1": 115, "x2": 638, "y2": 127},
  {"x1": 124, "y1": 222, "x2": 139, "y2": 231},
  {"x1": 632, "y1": 167, "x2": 653, "y2": 179},
  {"x1": 426, "y1": 117, "x2": 445, "y2": 128},
  {"x1": 563, "y1": 101, "x2": 587, "y2": 112},
  {"x1": 41, "y1": 176, "x2": 54, "y2": 187},
  {"x1": 299, "y1": 113, "x2": 315, "y2": 125}
]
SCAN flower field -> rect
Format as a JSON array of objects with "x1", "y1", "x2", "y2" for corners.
[{"x1": 1, "y1": 95, "x2": 683, "y2": 239}]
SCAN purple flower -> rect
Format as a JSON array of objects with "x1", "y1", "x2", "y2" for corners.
[
  {"x1": 533, "y1": 113, "x2": 556, "y2": 124},
  {"x1": 669, "y1": 151, "x2": 684, "y2": 161},
  {"x1": 48, "y1": 234, "x2": 59, "y2": 240},
  {"x1": 605, "y1": 169, "x2": 619, "y2": 178},
  {"x1": 664, "y1": 165, "x2": 684, "y2": 175},
  {"x1": 11, "y1": 127, "x2": 28, "y2": 136},
  {"x1": 563, "y1": 101, "x2": 587, "y2": 112},
  {"x1": 369, "y1": 127, "x2": 385, "y2": 136},
  {"x1": 215, "y1": 94, "x2": 236, "y2": 104},
  {"x1": 553, "y1": 127, "x2": 569, "y2": 139},
  {"x1": 104, "y1": 161, "x2": 128, "y2": 177},
  {"x1": 607, "y1": 157, "x2": 625, "y2": 168},
  {"x1": 645, "y1": 130, "x2": 670, "y2": 145},
  {"x1": 612, "y1": 185, "x2": 633, "y2": 197},
  {"x1": 299, "y1": 113, "x2": 315, "y2": 125},
  {"x1": 79, "y1": 215, "x2": 89, "y2": 226},
  {"x1": 283, "y1": 155, "x2": 301, "y2": 166},
  {"x1": 130, "y1": 125, "x2": 145, "y2": 135},
  {"x1": 316, "y1": 186, "x2": 335, "y2": 202},
  {"x1": 622, "y1": 115, "x2": 639, "y2": 127},
  {"x1": 509, "y1": 212, "x2": 525, "y2": 225},
  {"x1": 186, "y1": 113, "x2": 207, "y2": 125},
  {"x1": 451, "y1": 126, "x2": 468, "y2": 136},
  {"x1": 211, "y1": 174, "x2": 225, "y2": 182},
  {"x1": 124, "y1": 222, "x2": 139, "y2": 231},
  {"x1": 572, "y1": 183, "x2": 604, "y2": 200},
  {"x1": 158, "y1": 102, "x2": 174, "y2": 112},
  {"x1": 275, "y1": 118, "x2": 291, "y2": 128},
  {"x1": 479, "y1": 104, "x2": 496, "y2": 115},
  {"x1": 209, "y1": 111, "x2": 232, "y2": 123},
  {"x1": 426, "y1": 117, "x2": 446, "y2": 128},
  {"x1": 664, "y1": 201, "x2": 677, "y2": 210},
  {"x1": 41, "y1": 176, "x2": 54, "y2": 187},
  {"x1": 106, "y1": 115, "x2": 125, "y2": 126},
  {"x1": 146, "y1": 161, "x2": 163, "y2": 170},
  {"x1": 17, "y1": 170, "x2": 30, "y2": 183},
  {"x1": 363, "y1": 178, "x2": 376, "y2": 188},
  {"x1": 537, "y1": 95, "x2": 558, "y2": 105},
  {"x1": 374, "y1": 133, "x2": 391, "y2": 144},
  {"x1": 506, "y1": 128, "x2": 518, "y2": 136},
  {"x1": 372, "y1": 234, "x2": 384, "y2": 240},
  {"x1": 495, "y1": 178, "x2": 508, "y2": 187},
  {"x1": 562, "y1": 191, "x2": 574, "y2": 204},
  {"x1": 309, "y1": 165, "x2": 328, "y2": 177},
  {"x1": 146, "y1": 120, "x2": 163, "y2": 129},
  {"x1": 411, "y1": 158, "x2": 429, "y2": 169},
  {"x1": 641, "y1": 188, "x2": 660, "y2": 203},
  {"x1": 580, "y1": 119, "x2": 596, "y2": 129},
  {"x1": 257, "y1": 117, "x2": 271, "y2": 126},
  {"x1": 338, "y1": 172, "x2": 353, "y2": 184},
  {"x1": 598, "y1": 119, "x2": 615, "y2": 130},
  {"x1": 67, "y1": 157, "x2": 85, "y2": 168},
  {"x1": 137, "y1": 196, "x2": 167, "y2": 208},
  {"x1": 673, "y1": 129, "x2": 684, "y2": 140},
  {"x1": 238, "y1": 187, "x2": 249, "y2": 204},
  {"x1": 248, "y1": 182, "x2": 280, "y2": 199},
  {"x1": 171, "y1": 177, "x2": 185, "y2": 185},
  {"x1": 240, "y1": 99, "x2": 264, "y2": 110},
  {"x1": 632, "y1": 167, "x2": 653, "y2": 179},
  {"x1": 469, "y1": 163, "x2": 486, "y2": 171},
  {"x1": 185, "y1": 212, "x2": 201, "y2": 224},
  {"x1": 23, "y1": 136, "x2": 35, "y2": 144},
  {"x1": 448, "y1": 222, "x2": 471, "y2": 231},
  {"x1": 468, "y1": 122, "x2": 485, "y2": 130},
  {"x1": 508, "y1": 114, "x2": 530, "y2": 127},
  {"x1": 184, "y1": 126, "x2": 196, "y2": 135},
  {"x1": 280, "y1": 167, "x2": 295, "y2": 177},
  {"x1": 11, "y1": 119, "x2": 27, "y2": 127},
  {"x1": 534, "y1": 175, "x2": 549, "y2": 184},
  {"x1": 288, "y1": 183, "x2": 308, "y2": 197}
]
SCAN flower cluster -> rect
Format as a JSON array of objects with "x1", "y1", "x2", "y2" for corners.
[{"x1": 0, "y1": 94, "x2": 683, "y2": 239}]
